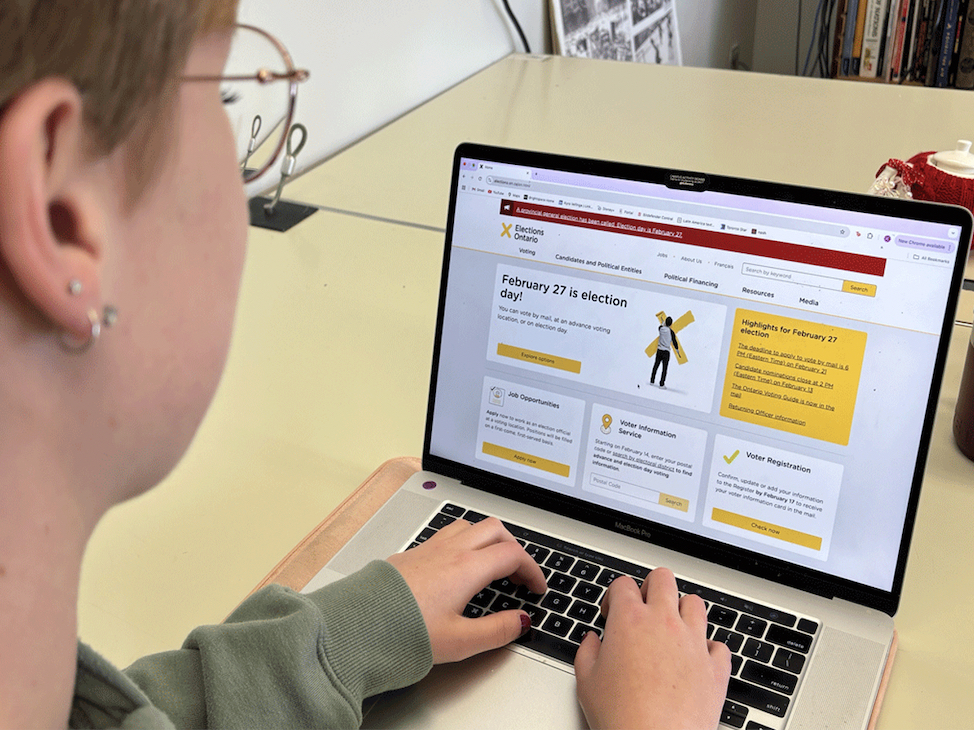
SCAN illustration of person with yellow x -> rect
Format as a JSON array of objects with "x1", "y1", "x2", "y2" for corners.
[{"x1": 651, "y1": 316, "x2": 680, "y2": 388}]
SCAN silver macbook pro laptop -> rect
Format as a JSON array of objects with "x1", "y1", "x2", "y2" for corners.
[{"x1": 304, "y1": 143, "x2": 971, "y2": 729}]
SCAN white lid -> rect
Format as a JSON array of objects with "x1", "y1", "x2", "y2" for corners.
[{"x1": 930, "y1": 140, "x2": 974, "y2": 177}]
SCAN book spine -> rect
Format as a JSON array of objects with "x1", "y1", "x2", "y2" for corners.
[
  {"x1": 926, "y1": 0, "x2": 948, "y2": 84},
  {"x1": 955, "y1": 2, "x2": 974, "y2": 86},
  {"x1": 948, "y1": 0, "x2": 968, "y2": 84},
  {"x1": 878, "y1": 0, "x2": 900, "y2": 78},
  {"x1": 861, "y1": 0, "x2": 892, "y2": 76},
  {"x1": 842, "y1": 0, "x2": 862, "y2": 74},
  {"x1": 914, "y1": 0, "x2": 935, "y2": 82},
  {"x1": 933, "y1": 0, "x2": 960, "y2": 85},
  {"x1": 900, "y1": 0, "x2": 920, "y2": 80},
  {"x1": 852, "y1": 0, "x2": 871, "y2": 73},
  {"x1": 888, "y1": 0, "x2": 912, "y2": 80},
  {"x1": 833, "y1": 0, "x2": 851, "y2": 77}
]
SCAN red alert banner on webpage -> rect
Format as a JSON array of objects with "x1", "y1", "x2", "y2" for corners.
[{"x1": 499, "y1": 199, "x2": 886, "y2": 277}]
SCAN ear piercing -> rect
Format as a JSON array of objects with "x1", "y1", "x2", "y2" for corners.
[{"x1": 60, "y1": 278, "x2": 118, "y2": 354}]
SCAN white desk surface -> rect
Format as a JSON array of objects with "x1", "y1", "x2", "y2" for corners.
[{"x1": 78, "y1": 55, "x2": 974, "y2": 728}]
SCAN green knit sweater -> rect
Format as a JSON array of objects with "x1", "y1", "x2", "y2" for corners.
[{"x1": 70, "y1": 561, "x2": 433, "y2": 728}]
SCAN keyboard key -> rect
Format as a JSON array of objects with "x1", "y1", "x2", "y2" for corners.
[
  {"x1": 713, "y1": 628, "x2": 745, "y2": 653},
  {"x1": 470, "y1": 588, "x2": 496, "y2": 608},
  {"x1": 567, "y1": 600, "x2": 600, "y2": 624},
  {"x1": 441, "y1": 503, "x2": 465, "y2": 517},
  {"x1": 429, "y1": 513, "x2": 456, "y2": 530},
  {"x1": 543, "y1": 614, "x2": 574, "y2": 637},
  {"x1": 742, "y1": 638, "x2": 774, "y2": 663},
  {"x1": 515, "y1": 584, "x2": 544, "y2": 603},
  {"x1": 723, "y1": 701, "x2": 749, "y2": 721},
  {"x1": 524, "y1": 544, "x2": 550, "y2": 564},
  {"x1": 726, "y1": 677, "x2": 790, "y2": 718},
  {"x1": 708, "y1": 605, "x2": 738, "y2": 628},
  {"x1": 746, "y1": 722, "x2": 775, "y2": 730},
  {"x1": 766, "y1": 624, "x2": 813, "y2": 654},
  {"x1": 490, "y1": 577, "x2": 518, "y2": 596},
  {"x1": 736, "y1": 615, "x2": 768, "y2": 638},
  {"x1": 569, "y1": 624, "x2": 601, "y2": 644},
  {"x1": 741, "y1": 660, "x2": 799, "y2": 696},
  {"x1": 571, "y1": 561, "x2": 600, "y2": 581},
  {"x1": 540, "y1": 591, "x2": 572, "y2": 613},
  {"x1": 572, "y1": 581, "x2": 603, "y2": 603},
  {"x1": 797, "y1": 618, "x2": 819, "y2": 635},
  {"x1": 772, "y1": 648, "x2": 807, "y2": 674},
  {"x1": 720, "y1": 710, "x2": 746, "y2": 728},
  {"x1": 464, "y1": 510, "x2": 489, "y2": 523},
  {"x1": 489, "y1": 595, "x2": 521, "y2": 613},
  {"x1": 548, "y1": 572, "x2": 577, "y2": 593},
  {"x1": 522, "y1": 604, "x2": 547, "y2": 627},
  {"x1": 515, "y1": 628, "x2": 578, "y2": 664},
  {"x1": 731, "y1": 653, "x2": 743, "y2": 676},
  {"x1": 546, "y1": 552, "x2": 575, "y2": 572},
  {"x1": 463, "y1": 604, "x2": 486, "y2": 618},
  {"x1": 415, "y1": 527, "x2": 437, "y2": 543},
  {"x1": 596, "y1": 569, "x2": 624, "y2": 586}
]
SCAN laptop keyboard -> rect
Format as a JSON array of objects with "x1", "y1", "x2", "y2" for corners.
[{"x1": 406, "y1": 503, "x2": 820, "y2": 730}]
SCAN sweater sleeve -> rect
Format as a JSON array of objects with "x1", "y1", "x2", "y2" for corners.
[{"x1": 124, "y1": 560, "x2": 433, "y2": 729}]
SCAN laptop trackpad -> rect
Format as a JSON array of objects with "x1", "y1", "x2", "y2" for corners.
[{"x1": 363, "y1": 646, "x2": 586, "y2": 728}]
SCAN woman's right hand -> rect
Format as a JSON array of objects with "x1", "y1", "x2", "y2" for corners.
[{"x1": 574, "y1": 567, "x2": 731, "y2": 730}]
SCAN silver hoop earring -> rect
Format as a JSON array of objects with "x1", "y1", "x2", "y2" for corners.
[{"x1": 60, "y1": 306, "x2": 118, "y2": 354}]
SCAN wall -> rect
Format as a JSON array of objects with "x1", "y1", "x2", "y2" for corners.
[
  {"x1": 676, "y1": 0, "x2": 757, "y2": 71},
  {"x1": 752, "y1": 0, "x2": 821, "y2": 76},
  {"x1": 237, "y1": 0, "x2": 758, "y2": 186}
]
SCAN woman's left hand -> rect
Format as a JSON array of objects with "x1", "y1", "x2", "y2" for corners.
[{"x1": 386, "y1": 516, "x2": 547, "y2": 663}]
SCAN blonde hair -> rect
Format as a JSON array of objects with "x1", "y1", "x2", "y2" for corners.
[{"x1": 0, "y1": 0, "x2": 239, "y2": 196}]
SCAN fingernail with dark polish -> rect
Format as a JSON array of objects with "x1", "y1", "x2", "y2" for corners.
[{"x1": 519, "y1": 613, "x2": 532, "y2": 636}]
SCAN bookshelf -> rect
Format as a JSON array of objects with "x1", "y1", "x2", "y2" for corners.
[{"x1": 826, "y1": 1, "x2": 974, "y2": 88}]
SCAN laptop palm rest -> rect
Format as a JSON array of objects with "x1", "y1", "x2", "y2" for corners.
[{"x1": 363, "y1": 646, "x2": 585, "y2": 729}]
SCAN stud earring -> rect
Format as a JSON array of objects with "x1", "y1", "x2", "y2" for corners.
[{"x1": 67, "y1": 279, "x2": 83, "y2": 296}]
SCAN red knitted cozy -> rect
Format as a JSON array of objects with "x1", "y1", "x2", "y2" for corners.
[{"x1": 880, "y1": 151, "x2": 974, "y2": 212}]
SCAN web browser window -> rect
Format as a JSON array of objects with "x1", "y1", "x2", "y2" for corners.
[{"x1": 431, "y1": 154, "x2": 966, "y2": 593}]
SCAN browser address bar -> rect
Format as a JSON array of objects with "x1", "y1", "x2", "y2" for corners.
[
  {"x1": 487, "y1": 176, "x2": 531, "y2": 189},
  {"x1": 485, "y1": 176, "x2": 848, "y2": 239}
]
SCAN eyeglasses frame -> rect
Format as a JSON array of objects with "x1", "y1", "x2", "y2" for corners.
[{"x1": 183, "y1": 23, "x2": 310, "y2": 184}]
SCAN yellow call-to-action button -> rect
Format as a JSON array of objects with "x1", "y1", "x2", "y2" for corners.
[
  {"x1": 659, "y1": 493, "x2": 690, "y2": 512},
  {"x1": 711, "y1": 508, "x2": 822, "y2": 551},
  {"x1": 842, "y1": 281, "x2": 877, "y2": 297},
  {"x1": 482, "y1": 441, "x2": 571, "y2": 478},
  {"x1": 497, "y1": 343, "x2": 582, "y2": 374}
]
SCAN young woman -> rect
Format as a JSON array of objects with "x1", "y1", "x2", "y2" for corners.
[{"x1": 0, "y1": 2, "x2": 729, "y2": 727}]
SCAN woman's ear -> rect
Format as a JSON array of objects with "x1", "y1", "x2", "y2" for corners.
[{"x1": 0, "y1": 78, "x2": 109, "y2": 343}]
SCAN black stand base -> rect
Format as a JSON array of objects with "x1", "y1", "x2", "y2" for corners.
[{"x1": 248, "y1": 197, "x2": 317, "y2": 232}]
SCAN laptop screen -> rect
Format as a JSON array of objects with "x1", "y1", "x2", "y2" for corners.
[{"x1": 425, "y1": 143, "x2": 971, "y2": 612}]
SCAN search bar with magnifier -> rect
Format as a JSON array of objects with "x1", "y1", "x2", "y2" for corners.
[{"x1": 742, "y1": 263, "x2": 844, "y2": 290}]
